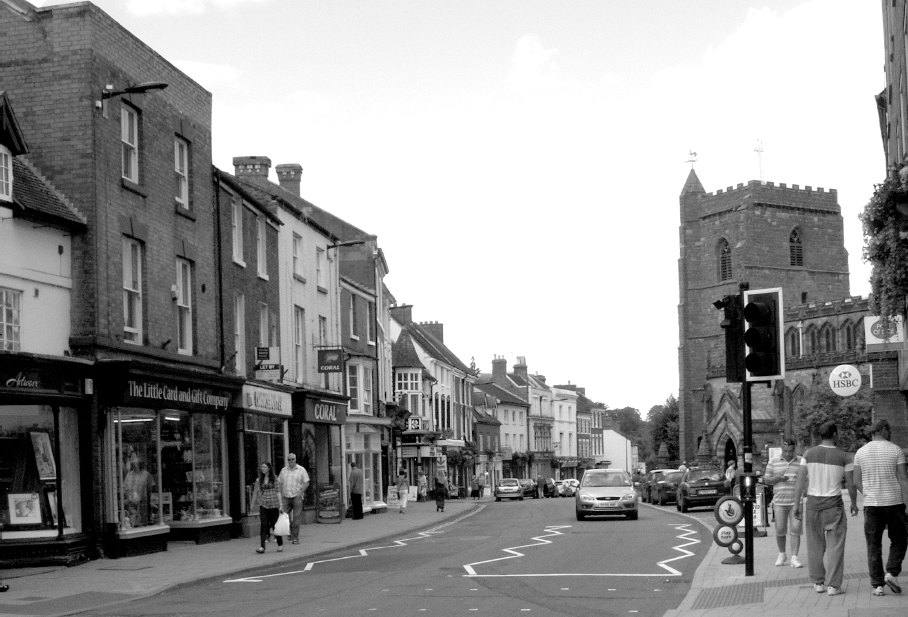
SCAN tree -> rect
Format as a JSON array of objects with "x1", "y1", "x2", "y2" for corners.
[
  {"x1": 611, "y1": 406, "x2": 651, "y2": 461},
  {"x1": 648, "y1": 395, "x2": 680, "y2": 463},
  {"x1": 794, "y1": 385, "x2": 872, "y2": 452}
]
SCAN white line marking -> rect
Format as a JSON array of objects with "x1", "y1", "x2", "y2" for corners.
[
  {"x1": 463, "y1": 524, "x2": 700, "y2": 578},
  {"x1": 224, "y1": 507, "x2": 483, "y2": 583}
]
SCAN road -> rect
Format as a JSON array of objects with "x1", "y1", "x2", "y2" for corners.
[{"x1": 85, "y1": 498, "x2": 711, "y2": 617}]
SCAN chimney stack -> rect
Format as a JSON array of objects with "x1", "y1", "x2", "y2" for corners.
[
  {"x1": 390, "y1": 304, "x2": 413, "y2": 324},
  {"x1": 514, "y1": 356, "x2": 528, "y2": 380},
  {"x1": 421, "y1": 321, "x2": 444, "y2": 343},
  {"x1": 233, "y1": 156, "x2": 271, "y2": 185},
  {"x1": 491, "y1": 356, "x2": 508, "y2": 385},
  {"x1": 275, "y1": 163, "x2": 303, "y2": 196}
]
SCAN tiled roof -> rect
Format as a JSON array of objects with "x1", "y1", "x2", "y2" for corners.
[
  {"x1": 404, "y1": 321, "x2": 472, "y2": 374},
  {"x1": 215, "y1": 169, "x2": 283, "y2": 225},
  {"x1": 9, "y1": 157, "x2": 86, "y2": 229},
  {"x1": 473, "y1": 381, "x2": 529, "y2": 406},
  {"x1": 392, "y1": 328, "x2": 425, "y2": 369}
]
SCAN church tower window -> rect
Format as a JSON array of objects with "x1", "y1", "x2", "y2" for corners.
[
  {"x1": 718, "y1": 239, "x2": 732, "y2": 282},
  {"x1": 789, "y1": 228, "x2": 804, "y2": 267}
]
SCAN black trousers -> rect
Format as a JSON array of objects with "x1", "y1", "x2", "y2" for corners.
[
  {"x1": 259, "y1": 506, "x2": 283, "y2": 547},
  {"x1": 351, "y1": 492, "x2": 364, "y2": 519}
]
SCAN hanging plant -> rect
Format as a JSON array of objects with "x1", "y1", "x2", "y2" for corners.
[
  {"x1": 526, "y1": 452, "x2": 535, "y2": 466},
  {"x1": 860, "y1": 175, "x2": 908, "y2": 318}
]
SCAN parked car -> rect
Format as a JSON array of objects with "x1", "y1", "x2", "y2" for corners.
[
  {"x1": 676, "y1": 466, "x2": 728, "y2": 512},
  {"x1": 561, "y1": 478, "x2": 579, "y2": 497},
  {"x1": 517, "y1": 478, "x2": 538, "y2": 498},
  {"x1": 652, "y1": 470, "x2": 683, "y2": 505},
  {"x1": 575, "y1": 468, "x2": 638, "y2": 520},
  {"x1": 642, "y1": 469, "x2": 677, "y2": 503},
  {"x1": 542, "y1": 477, "x2": 557, "y2": 498},
  {"x1": 494, "y1": 478, "x2": 524, "y2": 501}
]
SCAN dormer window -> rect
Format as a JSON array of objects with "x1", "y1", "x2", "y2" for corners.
[{"x1": 0, "y1": 145, "x2": 11, "y2": 201}]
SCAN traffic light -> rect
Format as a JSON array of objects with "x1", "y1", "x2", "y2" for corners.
[
  {"x1": 714, "y1": 295, "x2": 745, "y2": 382},
  {"x1": 742, "y1": 288, "x2": 784, "y2": 381}
]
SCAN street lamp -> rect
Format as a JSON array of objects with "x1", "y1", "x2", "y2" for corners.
[{"x1": 97, "y1": 81, "x2": 168, "y2": 117}]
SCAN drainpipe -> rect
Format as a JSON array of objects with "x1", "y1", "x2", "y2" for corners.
[{"x1": 213, "y1": 168, "x2": 226, "y2": 370}]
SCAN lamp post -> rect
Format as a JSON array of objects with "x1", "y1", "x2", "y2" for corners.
[{"x1": 97, "y1": 81, "x2": 168, "y2": 117}]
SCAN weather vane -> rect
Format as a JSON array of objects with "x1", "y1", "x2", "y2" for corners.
[
  {"x1": 686, "y1": 150, "x2": 697, "y2": 169},
  {"x1": 754, "y1": 139, "x2": 764, "y2": 181}
]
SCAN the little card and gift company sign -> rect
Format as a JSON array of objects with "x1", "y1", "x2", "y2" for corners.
[
  {"x1": 239, "y1": 384, "x2": 291, "y2": 417},
  {"x1": 122, "y1": 379, "x2": 231, "y2": 411}
]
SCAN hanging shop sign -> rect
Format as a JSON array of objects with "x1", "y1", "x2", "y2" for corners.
[
  {"x1": 865, "y1": 316, "x2": 904, "y2": 352},
  {"x1": 304, "y1": 398, "x2": 348, "y2": 425},
  {"x1": 317, "y1": 349, "x2": 344, "y2": 373},
  {"x1": 238, "y1": 384, "x2": 291, "y2": 417},
  {"x1": 117, "y1": 378, "x2": 231, "y2": 412},
  {"x1": 254, "y1": 347, "x2": 281, "y2": 382},
  {"x1": 829, "y1": 364, "x2": 862, "y2": 397}
]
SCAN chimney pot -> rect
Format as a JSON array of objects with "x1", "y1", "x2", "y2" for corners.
[
  {"x1": 275, "y1": 163, "x2": 303, "y2": 196},
  {"x1": 233, "y1": 156, "x2": 272, "y2": 184}
]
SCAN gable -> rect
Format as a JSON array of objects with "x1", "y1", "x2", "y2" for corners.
[{"x1": 0, "y1": 92, "x2": 28, "y2": 155}]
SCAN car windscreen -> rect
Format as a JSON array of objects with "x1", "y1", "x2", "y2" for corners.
[
  {"x1": 500, "y1": 479, "x2": 518, "y2": 486},
  {"x1": 664, "y1": 472, "x2": 683, "y2": 482},
  {"x1": 581, "y1": 472, "x2": 631, "y2": 487},
  {"x1": 688, "y1": 469, "x2": 722, "y2": 482}
]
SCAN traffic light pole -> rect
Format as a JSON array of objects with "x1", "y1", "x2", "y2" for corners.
[{"x1": 741, "y1": 377, "x2": 754, "y2": 577}]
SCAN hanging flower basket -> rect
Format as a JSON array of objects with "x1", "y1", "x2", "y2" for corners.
[{"x1": 860, "y1": 175, "x2": 908, "y2": 318}]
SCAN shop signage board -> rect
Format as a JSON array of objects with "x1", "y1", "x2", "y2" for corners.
[
  {"x1": 317, "y1": 349, "x2": 343, "y2": 373},
  {"x1": 304, "y1": 398, "x2": 348, "y2": 425},
  {"x1": 401, "y1": 446, "x2": 418, "y2": 458},
  {"x1": 118, "y1": 378, "x2": 232, "y2": 411},
  {"x1": 864, "y1": 316, "x2": 904, "y2": 352},
  {"x1": 316, "y1": 483, "x2": 342, "y2": 524},
  {"x1": 254, "y1": 347, "x2": 281, "y2": 382},
  {"x1": 238, "y1": 384, "x2": 291, "y2": 417}
]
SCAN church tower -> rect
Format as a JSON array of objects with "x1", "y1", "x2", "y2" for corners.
[{"x1": 677, "y1": 172, "x2": 850, "y2": 461}]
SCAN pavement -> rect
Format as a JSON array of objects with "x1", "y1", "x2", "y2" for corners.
[{"x1": 1, "y1": 492, "x2": 907, "y2": 617}]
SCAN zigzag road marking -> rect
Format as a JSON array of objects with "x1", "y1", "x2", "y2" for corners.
[
  {"x1": 463, "y1": 523, "x2": 700, "y2": 578},
  {"x1": 224, "y1": 506, "x2": 484, "y2": 583}
]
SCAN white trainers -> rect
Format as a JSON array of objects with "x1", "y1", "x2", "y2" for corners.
[
  {"x1": 775, "y1": 552, "x2": 787, "y2": 566},
  {"x1": 790, "y1": 555, "x2": 803, "y2": 568},
  {"x1": 814, "y1": 583, "x2": 825, "y2": 593},
  {"x1": 827, "y1": 586, "x2": 844, "y2": 596},
  {"x1": 873, "y1": 586, "x2": 885, "y2": 596},
  {"x1": 885, "y1": 572, "x2": 902, "y2": 593}
]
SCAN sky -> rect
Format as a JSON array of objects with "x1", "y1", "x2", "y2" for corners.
[{"x1": 33, "y1": 0, "x2": 884, "y2": 415}]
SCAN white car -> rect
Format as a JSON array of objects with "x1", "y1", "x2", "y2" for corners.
[
  {"x1": 494, "y1": 478, "x2": 524, "y2": 501},
  {"x1": 561, "y1": 478, "x2": 580, "y2": 497}
]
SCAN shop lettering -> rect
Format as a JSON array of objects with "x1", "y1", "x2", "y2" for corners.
[
  {"x1": 5, "y1": 372, "x2": 40, "y2": 388},
  {"x1": 246, "y1": 391, "x2": 284, "y2": 411},
  {"x1": 127, "y1": 380, "x2": 230, "y2": 410},
  {"x1": 831, "y1": 378, "x2": 860, "y2": 389},
  {"x1": 314, "y1": 403, "x2": 338, "y2": 422}
]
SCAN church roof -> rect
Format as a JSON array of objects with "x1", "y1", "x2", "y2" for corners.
[{"x1": 680, "y1": 168, "x2": 705, "y2": 196}]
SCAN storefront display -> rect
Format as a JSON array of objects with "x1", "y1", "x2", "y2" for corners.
[{"x1": 294, "y1": 392, "x2": 346, "y2": 523}]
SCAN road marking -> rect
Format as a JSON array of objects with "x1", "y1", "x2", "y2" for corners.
[
  {"x1": 463, "y1": 524, "x2": 700, "y2": 578},
  {"x1": 224, "y1": 507, "x2": 484, "y2": 583}
]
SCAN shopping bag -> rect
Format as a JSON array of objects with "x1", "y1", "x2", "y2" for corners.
[{"x1": 274, "y1": 512, "x2": 290, "y2": 537}]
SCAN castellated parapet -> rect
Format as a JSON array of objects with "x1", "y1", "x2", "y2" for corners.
[{"x1": 688, "y1": 180, "x2": 840, "y2": 222}]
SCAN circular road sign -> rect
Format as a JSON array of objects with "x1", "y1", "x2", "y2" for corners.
[
  {"x1": 829, "y1": 364, "x2": 861, "y2": 397},
  {"x1": 713, "y1": 525, "x2": 738, "y2": 548},
  {"x1": 728, "y1": 538, "x2": 744, "y2": 555},
  {"x1": 714, "y1": 495, "x2": 744, "y2": 526}
]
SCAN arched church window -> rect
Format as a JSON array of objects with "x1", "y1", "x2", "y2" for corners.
[
  {"x1": 855, "y1": 319, "x2": 865, "y2": 350},
  {"x1": 820, "y1": 323, "x2": 836, "y2": 353},
  {"x1": 789, "y1": 228, "x2": 803, "y2": 267},
  {"x1": 718, "y1": 239, "x2": 732, "y2": 282},
  {"x1": 785, "y1": 327, "x2": 800, "y2": 358},
  {"x1": 841, "y1": 320, "x2": 854, "y2": 351},
  {"x1": 804, "y1": 325, "x2": 817, "y2": 355}
]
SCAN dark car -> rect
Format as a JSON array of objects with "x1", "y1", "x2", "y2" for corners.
[
  {"x1": 517, "y1": 478, "x2": 538, "y2": 498},
  {"x1": 652, "y1": 470, "x2": 683, "y2": 505},
  {"x1": 543, "y1": 478, "x2": 557, "y2": 498},
  {"x1": 676, "y1": 466, "x2": 728, "y2": 512},
  {"x1": 642, "y1": 469, "x2": 676, "y2": 503}
]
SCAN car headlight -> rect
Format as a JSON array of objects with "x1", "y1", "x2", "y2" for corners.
[
  {"x1": 578, "y1": 493, "x2": 595, "y2": 502},
  {"x1": 622, "y1": 493, "x2": 636, "y2": 501}
]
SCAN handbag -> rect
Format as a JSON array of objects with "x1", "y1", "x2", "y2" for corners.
[{"x1": 273, "y1": 512, "x2": 290, "y2": 537}]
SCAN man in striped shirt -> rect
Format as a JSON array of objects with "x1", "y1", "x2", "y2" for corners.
[
  {"x1": 793, "y1": 422, "x2": 857, "y2": 597},
  {"x1": 854, "y1": 419, "x2": 908, "y2": 596},
  {"x1": 765, "y1": 438, "x2": 803, "y2": 568}
]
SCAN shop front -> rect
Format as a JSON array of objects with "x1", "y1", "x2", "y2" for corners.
[
  {"x1": 291, "y1": 390, "x2": 347, "y2": 524},
  {"x1": 232, "y1": 381, "x2": 292, "y2": 538},
  {"x1": 345, "y1": 416, "x2": 392, "y2": 515},
  {"x1": 0, "y1": 353, "x2": 93, "y2": 566},
  {"x1": 98, "y1": 361, "x2": 241, "y2": 557}
]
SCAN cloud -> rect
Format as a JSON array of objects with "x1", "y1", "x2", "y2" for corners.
[
  {"x1": 125, "y1": 0, "x2": 269, "y2": 16},
  {"x1": 507, "y1": 35, "x2": 559, "y2": 91}
]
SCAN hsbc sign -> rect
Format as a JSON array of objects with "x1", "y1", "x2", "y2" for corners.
[{"x1": 829, "y1": 364, "x2": 862, "y2": 397}]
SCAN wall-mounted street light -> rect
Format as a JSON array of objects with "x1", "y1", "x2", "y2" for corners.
[
  {"x1": 97, "y1": 81, "x2": 168, "y2": 117},
  {"x1": 327, "y1": 240, "x2": 366, "y2": 250}
]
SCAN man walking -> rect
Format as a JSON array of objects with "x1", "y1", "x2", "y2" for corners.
[
  {"x1": 349, "y1": 460, "x2": 365, "y2": 520},
  {"x1": 277, "y1": 453, "x2": 309, "y2": 545},
  {"x1": 854, "y1": 419, "x2": 908, "y2": 596},
  {"x1": 793, "y1": 423, "x2": 858, "y2": 596},
  {"x1": 765, "y1": 439, "x2": 803, "y2": 568}
]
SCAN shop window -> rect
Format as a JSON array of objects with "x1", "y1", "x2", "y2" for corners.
[
  {"x1": 0, "y1": 287, "x2": 21, "y2": 351},
  {"x1": 113, "y1": 409, "x2": 159, "y2": 529},
  {"x1": 159, "y1": 412, "x2": 225, "y2": 522},
  {"x1": 345, "y1": 432, "x2": 381, "y2": 505},
  {"x1": 1, "y1": 405, "x2": 82, "y2": 535},
  {"x1": 242, "y1": 414, "x2": 285, "y2": 515}
]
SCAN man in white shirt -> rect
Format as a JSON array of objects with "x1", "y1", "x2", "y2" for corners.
[
  {"x1": 277, "y1": 453, "x2": 309, "y2": 545},
  {"x1": 854, "y1": 419, "x2": 908, "y2": 596}
]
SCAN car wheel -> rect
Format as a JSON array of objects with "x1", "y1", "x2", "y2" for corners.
[
  {"x1": 680, "y1": 496, "x2": 689, "y2": 513},
  {"x1": 576, "y1": 511, "x2": 586, "y2": 521},
  {"x1": 658, "y1": 491, "x2": 665, "y2": 506},
  {"x1": 626, "y1": 511, "x2": 638, "y2": 520}
]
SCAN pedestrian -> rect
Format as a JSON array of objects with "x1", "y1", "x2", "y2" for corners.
[
  {"x1": 471, "y1": 475, "x2": 480, "y2": 499},
  {"x1": 854, "y1": 419, "x2": 908, "y2": 596},
  {"x1": 349, "y1": 460, "x2": 365, "y2": 520},
  {"x1": 418, "y1": 470, "x2": 428, "y2": 502},
  {"x1": 765, "y1": 439, "x2": 803, "y2": 568},
  {"x1": 253, "y1": 462, "x2": 283, "y2": 554},
  {"x1": 277, "y1": 453, "x2": 309, "y2": 545},
  {"x1": 434, "y1": 469, "x2": 447, "y2": 512},
  {"x1": 793, "y1": 422, "x2": 858, "y2": 596},
  {"x1": 536, "y1": 475, "x2": 545, "y2": 499},
  {"x1": 396, "y1": 469, "x2": 409, "y2": 514},
  {"x1": 678, "y1": 461, "x2": 688, "y2": 475},
  {"x1": 724, "y1": 459, "x2": 737, "y2": 490}
]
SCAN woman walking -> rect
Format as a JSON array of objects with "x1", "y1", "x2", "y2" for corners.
[
  {"x1": 471, "y1": 475, "x2": 480, "y2": 499},
  {"x1": 434, "y1": 469, "x2": 447, "y2": 512},
  {"x1": 253, "y1": 462, "x2": 283, "y2": 554},
  {"x1": 397, "y1": 469, "x2": 409, "y2": 514}
]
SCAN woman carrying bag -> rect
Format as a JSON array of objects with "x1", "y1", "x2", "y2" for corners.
[
  {"x1": 397, "y1": 469, "x2": 409, "y2": 514},
  {"x1": 253, "y1": 462, "x2": 285, "y2": 554}
]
